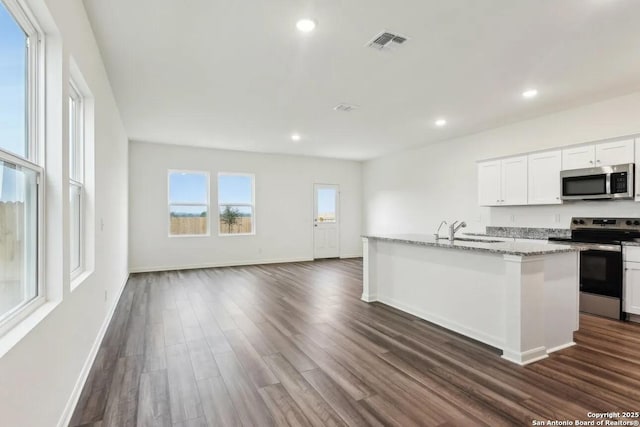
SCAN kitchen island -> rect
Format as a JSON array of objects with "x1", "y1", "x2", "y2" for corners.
[{"x1": 362, "y1": 234, "x2": 581, "y2": 365}]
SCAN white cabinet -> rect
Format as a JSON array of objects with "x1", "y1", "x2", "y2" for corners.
[
  {"x1": 562, "y1": 145, "x2": 595, "y2": 170},
  {"x1": 501, "y1": 156, "x2": 528, "y2": 205},
  {"x1": 562, "y1": 139, "x2": 634, "y2": 170},
  {"x1": 596, "y1": 139, "x2": 634, "y2": 167},
  {"x1": 478, "y1": 156, "x2": 527, "y2": 206},
  {"x1": 624, "y1": 246, "x2": 640, "y2": 315},
  {"x1": 528, "y1": 150, "x2": 562, "y2": 205},
  {"x1": 478, "y1": 160, "x2": 501, "y2": 206},
  {"x1": 635, "y1": 139, "x2": 640, "y2": 201}
]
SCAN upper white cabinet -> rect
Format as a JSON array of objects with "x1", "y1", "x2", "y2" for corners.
[
  {"x1": 562, "y1": 145, "x2": 595, "y2": 170},
  {"x1": 478, "y1": 156, "x2": 527, "y2": 206},
  {"x1": 501, "y1": 156, "x2": 528, "y2": 205},
  {"x1": 478, "y1": 160, "x2": 501, "y2": 206},
  {"x1": 596, "y1": 139, "x2": 634, "y2": 166},
  {"x1": 528, "y1": 150, "x2": 562, "y2": 205},
  {"x1": 562, "y1": 139, "x2": 634, "y2": 170}
]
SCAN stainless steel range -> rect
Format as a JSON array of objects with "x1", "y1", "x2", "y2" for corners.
[{"x1": 549, "y1": 217, "x2": 640, "y2": 320}]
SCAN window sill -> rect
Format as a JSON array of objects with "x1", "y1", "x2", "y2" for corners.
[
  {"x1": 0, "y1": 299, "x2": 60, "y2": 359},
  {"x1": 71, "y1": 269, "x2": 94, "y2": 292}
]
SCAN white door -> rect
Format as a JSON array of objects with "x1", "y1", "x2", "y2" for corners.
[
  {"x1": 314, "y1": 184, "x2": 339, "y2": 259},
  {"x1": 477, "y1": 160, "x2": 501, "y2": 206},
  {"x1": 501, "y1": 156, "x2": 528, "y2": 205},
  {"x1": 562, "y1": 145, "x2": 595, "y2": 170},
  {"x1": 528, "y1": 150, "x2": 562, "y2": 205},
  {"x1": 595, "y1": 139, "x2": 634, "y2": 167}
]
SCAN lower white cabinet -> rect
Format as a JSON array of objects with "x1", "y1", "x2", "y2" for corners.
[
  {"x1": 635, "y1": 139, "x2": 640, "y2": 201},
  {"x1": 624, "y1": 261, "x2": 640, "y2": 315},
  {"x1": 624, "y1": 246, "x2": 640, "y2": 315}
]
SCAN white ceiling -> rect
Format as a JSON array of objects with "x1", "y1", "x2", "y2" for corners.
[{"x1": 83, "y1": 0, "x2": 640, "y2": 161}]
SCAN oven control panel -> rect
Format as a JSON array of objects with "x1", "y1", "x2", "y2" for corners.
[{"x1": 571, "y1": 217, "x2": 640, "y2": 230}]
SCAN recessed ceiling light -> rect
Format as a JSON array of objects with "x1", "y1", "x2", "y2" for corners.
[
  {"x1": 435, "y1": 119, "x2": 447, "y2": 127},
  {"x1": 296, "y1": 19, "x2": 316, "y2": 33},
  {"x1": 522, "y1": 89, "x2": 538, "y2": 99},
  {"x1": 291, "y1": 133, "x2": 301, "y2": 142}
]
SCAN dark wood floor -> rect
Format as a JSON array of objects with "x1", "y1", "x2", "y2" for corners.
[{"x1": 70, "y1": 259, "x2": 640, "y2": 426}]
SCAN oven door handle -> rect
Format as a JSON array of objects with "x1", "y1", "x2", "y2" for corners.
[{"x1": 578, "y1": 243, "x2": 621, "y2": 252}]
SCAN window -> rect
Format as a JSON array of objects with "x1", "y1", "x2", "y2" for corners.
[
  {"x1": 168, "y1": 171, "x2": 209, "y2": 236},
  {"x1": 218, "y1": 173, "x2": 254, "y2": 235},
  {"x1": 316, "y1": 187, "x2": 337, "y2": 223},
  {"x1": 0, "y1": 0, "x2": 43, "y2": 329},
  {"x1": 69, "y1": 82, "x2": 83, "y2": 278}
]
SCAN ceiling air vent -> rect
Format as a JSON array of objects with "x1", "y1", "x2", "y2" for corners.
[
  {"x1": 333, "y1": 103, "x2": 359, "y2": 112},
  {"x1": 367, "y1": 31, "x2": 408, "y2": 50}
]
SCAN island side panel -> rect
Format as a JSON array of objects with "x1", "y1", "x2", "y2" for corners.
[
  {"x1": 543, "y1": 251, "x2": 580, "y2": 352},
  {"x1": 502, "y1": 255, "x2": 548, "y2": 365},
  {"x1": 361, "y1": 237, "x2": 378, "y2": 302},
  {"x1": 369, "y1": 240, "x2": 508, "y2": 350}
]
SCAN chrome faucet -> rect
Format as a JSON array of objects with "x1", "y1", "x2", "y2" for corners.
[
  {"x1": 448, "y1": 220, "x2": 467, "y2": 241},
  {"x1": 434, "y1": 220, "x2": 447, "y2": 240}
]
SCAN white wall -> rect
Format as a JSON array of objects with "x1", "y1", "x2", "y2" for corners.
[
  {"x1": 129, "y1": 141, "x2": 362, "y2": 272},
  {"x1": 0, "y1": 0, "x2": 129, "y2": 426},
  {"x1": 364, "y1": 90, "x2": 640, "y2": 235}
]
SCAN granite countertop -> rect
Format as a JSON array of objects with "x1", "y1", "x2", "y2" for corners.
[{"x1": 363, "y1": 234, "x2": 580, "y2": 256}]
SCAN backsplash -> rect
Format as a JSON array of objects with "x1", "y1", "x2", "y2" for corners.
[
  {"x1": 485, "y1": 226, "x2": 570, "y2": 240},
  {"x1": 488, "y1": 200, "x2": 640, "y2": 229}
]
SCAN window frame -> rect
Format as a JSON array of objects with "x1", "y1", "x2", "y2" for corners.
[
  {"x1": 217, "y1": 172, "x2": 256, "y2": 237},
  {"x1": 0, "y1": 150, "x2": 44, "y2": 337},
  {"x1": 69, "y1": 81, "x2": 84, "y2": 281},
  {"x1": 69, "y1": 80, "x2": 84, "y2": 183},
  {"x1": 0, "y1": 0, "x2": 45, "y2": 338},
  {"x1": 167, "y1": 169, "x2": 210, "y2": 238}
]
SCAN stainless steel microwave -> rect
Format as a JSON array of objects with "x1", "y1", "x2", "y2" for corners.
[{"x1": 560, "y1": 163, "x2": 634, "y2": 200}]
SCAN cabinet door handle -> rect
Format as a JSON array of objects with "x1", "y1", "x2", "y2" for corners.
[
  {"x1": 596, "y1": 159, "x2": 601, "y2": 163},
  {"x1": 589, "y1": 160, "x2": 594, "y2": 164}
]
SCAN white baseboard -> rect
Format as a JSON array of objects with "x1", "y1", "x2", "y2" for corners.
[
  {"x1": 546, "y1": 341, "x2": 576, "y2": 354},
  {"x1": 57, "y1": 273, "x2": 130, "y2": 427},
  {"x1": 129, "y1": 257, "x2": 314, "y2": 273},
  {"x1": 340, "y1": 253, "x2": 363, "y2": 259},
  {"x1": 376, "y1": 295, "x2": 505, "y2": 351},
  {"x1": 502, "y1": 346, "x2": 549, "y2": 365}
]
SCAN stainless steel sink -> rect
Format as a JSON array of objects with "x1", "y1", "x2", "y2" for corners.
[{"x1": 453, "y1": 237, "x2": 504, "y2": 243}]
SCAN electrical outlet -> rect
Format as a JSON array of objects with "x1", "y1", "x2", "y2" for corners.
[
  {"x1": 554, "y1": 214, "x2": 561, "y2": 223},
  {"x1": 100, "y1": 218, "x2": 105, "y2": 232},
  {"x1": 510, "y1": 214, "x2": 516, "y2": 223}
]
